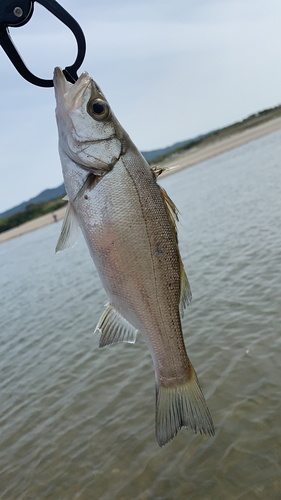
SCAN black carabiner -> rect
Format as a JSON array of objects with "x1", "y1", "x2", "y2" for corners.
[{"x1": 0, "y1": 0, "x2": 86, "y2": 87}]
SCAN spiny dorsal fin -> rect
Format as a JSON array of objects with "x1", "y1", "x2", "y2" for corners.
[
  {"x1": 95, "y1": 304, "x2": 138, "y2": 348},
  {"x1": 159, "y1": 186, "x2": 192, "y2": 314},
  {"x1": 55, "y1": 202, "x2": 80, "y2": 253},
  {"x1": 151, "y1": 164, "x2": 179, "y2": 178}
]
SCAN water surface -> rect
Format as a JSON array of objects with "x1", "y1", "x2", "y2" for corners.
[{"x1": 0, "y1": 130, "x2": 281, "y2": 499}]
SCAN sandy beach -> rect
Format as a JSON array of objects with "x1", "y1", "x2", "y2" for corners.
[
  {"x1": 1, "y1": 114, "x2": 281, "y2": 245},
  {"x1": 0, "y1": 207, "x2": 66, "y2": 244},
  {"x1": 159, "y1": 115, "x2": 281, "y2": 176}
]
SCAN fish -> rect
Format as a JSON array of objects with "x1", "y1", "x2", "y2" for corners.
[{"x1": 53, "y1": 67, "x2": 215, "y2": 447}]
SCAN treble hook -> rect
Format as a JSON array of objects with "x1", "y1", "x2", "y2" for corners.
[{"x1": 0, "y1": 0, "x2": 86, "y2": 87}]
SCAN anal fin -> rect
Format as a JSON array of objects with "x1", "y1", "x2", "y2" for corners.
[{"x1": 95, "y1": 304, "x2": 138, "y2": 348}]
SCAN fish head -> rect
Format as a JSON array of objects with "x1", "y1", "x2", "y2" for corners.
[{"x1": 54, "y1": 67, "x2": 126, "y2": 174}]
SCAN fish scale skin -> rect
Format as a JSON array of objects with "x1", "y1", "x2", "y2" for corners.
[{"x1": 64, "y1": 143, "x2": 191, "y2": 386}]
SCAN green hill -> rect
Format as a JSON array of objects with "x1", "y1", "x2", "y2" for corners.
[
  {"x1": 1, "y1": 102, "x2": 281, "y2": 233},
  {"x1": 0, "y1": 197, "x2": 67, "y2": 234}
]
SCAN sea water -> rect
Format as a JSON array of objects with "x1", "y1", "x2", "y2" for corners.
[{"x1": 0, "y1": 130, "x2": 280, "y2": 500}]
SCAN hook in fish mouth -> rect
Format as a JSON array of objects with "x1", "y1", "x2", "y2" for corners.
[
  {"x1": 54, "y1": 67, "x2": 107, "y2": 113},
  {"x1": 54, "y1": 67, "x2": 92, "y2": 109},
  {"x1": 0, "y1": 1, "x2": 86, "y2": 87}
]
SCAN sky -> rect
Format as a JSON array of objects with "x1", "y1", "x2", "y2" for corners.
[{"x1": 1, "y1": 0, "x2": 281, "y2": 213}]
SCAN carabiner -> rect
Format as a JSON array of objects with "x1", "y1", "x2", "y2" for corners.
[{"x1": 0, "y1": 0, "x2": 86, "y2": 87}]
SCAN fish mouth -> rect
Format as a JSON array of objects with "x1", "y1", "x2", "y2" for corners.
[{"x1": 53, "y1": 67, "x2": 93, "y2": 110}]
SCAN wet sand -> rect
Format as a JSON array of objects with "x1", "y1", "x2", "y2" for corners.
[{"x1": 1, "y1": 115, "x2": 281, "y2": 244}]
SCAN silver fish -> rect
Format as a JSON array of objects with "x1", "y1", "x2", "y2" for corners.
[{"x1": 54, "y1": 68, "x2": 214, "y2": 446}]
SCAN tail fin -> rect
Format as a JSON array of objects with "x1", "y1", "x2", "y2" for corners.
[{"x1": 155, "y1": 366, "x2": 214, "y2": 447}]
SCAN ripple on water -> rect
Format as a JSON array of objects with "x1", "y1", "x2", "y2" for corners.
[{"x1": 0, "y1": 130, "x2": 281, "y2": 499}]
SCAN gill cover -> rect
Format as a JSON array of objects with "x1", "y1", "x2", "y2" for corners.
[{"x1": 54, "y1": 67, "x2": 123, "y2": 173}]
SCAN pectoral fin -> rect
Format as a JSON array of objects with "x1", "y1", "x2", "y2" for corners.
[
  {"x1": 95, "y1": 304, "x2": 138, "y2": 348},
  {"x1": 55, "y1": 202, "x2": 80, "y2": 253},
  {"x1": 73, "y1": 173, "x2": 98, "y2": 201}
]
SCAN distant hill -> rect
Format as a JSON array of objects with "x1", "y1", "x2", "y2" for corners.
[
  {"x1": 0, "y1": 141, "x2": 202, "y2": 220},
  {"x1": 0, "y1": 184, "x2": 66, "y2": 220},
  {"x1": 1, "y1": 102, "x2": 281, "y2": 221},
  {"x1": 141, "y1": 139, "x2": 197, "y2": 163}
]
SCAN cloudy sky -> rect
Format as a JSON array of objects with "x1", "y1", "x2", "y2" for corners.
[{"x1": 1, "y1": 0, "x2": 281, "y2": 213}]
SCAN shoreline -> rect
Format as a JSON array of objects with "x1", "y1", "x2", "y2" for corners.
[
  {"x1": 1, "y1": 115, "x2": 281, "y2": 245},
  {"x1": 159, "y1": 115, "x2": 281, "y2": 177},
  {"x1": 0, "y1": 207, "x2": 66, "y2": 244}
]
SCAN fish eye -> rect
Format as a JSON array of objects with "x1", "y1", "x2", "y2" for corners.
[{"x1": 87, "y1": 98, "x2": 110, "y2": 121}]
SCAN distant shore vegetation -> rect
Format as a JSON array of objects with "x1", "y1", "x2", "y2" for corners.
[
  {"x1": 0, "y1": 197, "x2": 67, "y2": 234},
  {"x1": 1, "y1": 103, "x2": 281, "y2": 235},
  {"x1": 150, "y1": 104, "x2": 281, "y2": 165}
]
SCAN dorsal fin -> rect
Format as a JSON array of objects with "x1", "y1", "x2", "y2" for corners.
[
  {"x1": 151, "y1": 164, "x2": 179, "y2": 178},
  {"x1": 159, "y1": 186, "x2": 192, "y2": 315},
  {"x1": 159, "y1": 186, "x2": 179, "y2": 243}
]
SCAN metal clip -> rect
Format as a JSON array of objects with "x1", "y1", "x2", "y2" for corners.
[{"x1": 0, "y1": 0, "x2": 86, "y2": 87}]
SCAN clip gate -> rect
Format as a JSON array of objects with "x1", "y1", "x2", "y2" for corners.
[{"x1": 0, "y1": 0, "x2": 86, "y2": 87}]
